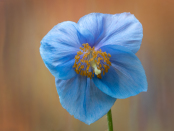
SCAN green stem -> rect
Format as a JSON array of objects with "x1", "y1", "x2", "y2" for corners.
[{"x1": 107, "y1": 109, "x2": 113, "y2": 131}]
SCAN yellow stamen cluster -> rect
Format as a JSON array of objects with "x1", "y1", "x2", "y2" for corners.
[{"x1": 73, "y1": 43, "x2": 111, "y2": 79}]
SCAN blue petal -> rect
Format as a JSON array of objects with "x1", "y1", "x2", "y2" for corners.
[
  {"x1": 93, "y1": 45, "x2": 147, "y2": 99},
  {"x1": 78, "y1": 13, "x2": 143, "y2": 53},
  {"x1": 40, "y1": 21, "x2": 94, "y2": 79},
  {"x1": 55, "y1": 76, "x2": 116, "y2": 125},
  {"x1": 78, "y1": 13, "x2": 103, "y2": 47}
]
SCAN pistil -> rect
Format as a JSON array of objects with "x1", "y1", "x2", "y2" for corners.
[{"x1": 73, "y1": 43, "x2": 111, "y2": 79}]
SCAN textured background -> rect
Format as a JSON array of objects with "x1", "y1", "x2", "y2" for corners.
[{"x1": 1, "y1": 0, "x2": 174, "y2": 131}]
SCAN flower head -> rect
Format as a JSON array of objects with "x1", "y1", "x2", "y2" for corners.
[{"x1": 40, "y1": 12, "x2": 147, "y2": 125}]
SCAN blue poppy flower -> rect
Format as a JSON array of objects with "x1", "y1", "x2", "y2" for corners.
[{"x1": 40, "y1": 12, "x2": 147, "y2": 125}]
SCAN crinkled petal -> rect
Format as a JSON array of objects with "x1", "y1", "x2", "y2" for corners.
[
  {"x1": 78, "y1": 13, "x2": 143, "y2": 53},
  {"x1": 93, "y1": 45, "x2": 147, "y2": 99},
  {"x1": 55, "y1": 75, "x2": 116, "y2": 125},
  {"x1": 40, "y1": 21, "x2": 94, "y2": 79},
  {"x1": 78, "y1": 13, "x2": 103, "y2": 47}
]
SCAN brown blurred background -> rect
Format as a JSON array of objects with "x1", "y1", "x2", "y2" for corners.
[{"x1": 1, "y1": 0, "x2": 174, "y2": 131}]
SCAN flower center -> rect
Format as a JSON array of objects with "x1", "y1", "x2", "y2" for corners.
[{"x1": 73, "y1": 43, "x2": 111, "y2": 79}]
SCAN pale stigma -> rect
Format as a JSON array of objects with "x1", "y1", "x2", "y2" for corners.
[
  {"x1": 90, "y1": 60, "x2": 101, "y2": 75},
  {"x1": 73, "y1": 43, "x2": 111, "y2": 79}
]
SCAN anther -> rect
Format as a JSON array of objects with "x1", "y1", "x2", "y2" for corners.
[{"x1": 73, "y1": 43, "x2": 111, "y2": 79}]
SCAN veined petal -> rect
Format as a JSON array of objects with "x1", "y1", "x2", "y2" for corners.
[
  {"x1": 40, "y1": 21, "x2": 94, "y2": 79},
  {"x1": 78, "y1": 13, "x2": 103, "y2": 47},
  {"x1": 55, "y1": 76, "x2": 116, "y2": 125},
  {"x1": 93, "y1": 45, "x2": 147, "y2": 99},
  {"x1": 78, "y1": 13, "x2": 143, "y2": 53}
]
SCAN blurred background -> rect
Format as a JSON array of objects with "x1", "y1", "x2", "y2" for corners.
[{"x1": 1, "y1": 0, "x2": 174, "y2": 131}]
